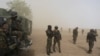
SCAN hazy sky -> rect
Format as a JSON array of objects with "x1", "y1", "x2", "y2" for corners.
[{"x1": 0, "y1": 0, "x2": 100, "y2": 29}]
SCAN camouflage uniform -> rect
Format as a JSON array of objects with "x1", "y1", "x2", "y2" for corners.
[
  {"x1": 94, "y1": 29, "x2": 98, "y2": 36},
  {"x1": 46, "y1": 25, "x2": 53, "y2": 55},
  {"x1": 0, "y1": 28, "x2": 8, "y2": 56},
  {"x1": 73, "y1": 27, "x2": 78, "y2": 44},
  {"x1": 87, "y1": 29, "x2": 96, "y2": 54},
  {"x1": 53, "y1": 26, "x2": 61, "y2": 53},
  {"x1": 10, "y1": 15, "x2": 22, "y2": 55},
  {"x1": 0, "y1": 17, "x2": 9, "y2": 56},
  {"x1": 10, "y1": 15, "x2": 22, "y2": 44}
]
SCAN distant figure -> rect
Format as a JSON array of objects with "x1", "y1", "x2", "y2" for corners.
[
  {"x1": 53, "y1": 26, "x2": 62, "y2": 53},
  {"x1": 82, "y1": 29, "x2": 84, "y2": 35},
  {"x1": 73, "y1": 27, "x2": 78, "y2": 44},
  {"x1": 60, "y1": 27, "x2": 63, "y2": 32},
  {"x1": 94, "y1": 29, "x2": 98, "y2": 36},
  {"x1": 46, "y1": 25, "x2": 53, "y2": 55},
  {"x1": 69, "y1": 28, "x2": 71, "y2": 33},
  {"x1": 87, "y1": 29, "x2": 97, "y2": 54}
]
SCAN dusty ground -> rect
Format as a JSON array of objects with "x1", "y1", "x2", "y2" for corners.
[{"x1": 21, "y1": 29, "x2": 100, "y2": 56}]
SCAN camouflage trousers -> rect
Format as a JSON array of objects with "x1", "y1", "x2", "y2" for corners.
[
  {"x1": 73, "y1": 35, "x2": 78, "y2": 44},
  {"x1": 88, "y1": 40, "x2": 94, "y2": 52},
  {"x1": 53, "y1": 38, "x2": 61, "y2": 53},
  {"x1": 46, "y1": 38, "x2": 52, "y2": 55}
]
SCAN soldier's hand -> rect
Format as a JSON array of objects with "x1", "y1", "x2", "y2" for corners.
[
  {"x1": 60, "y1": 38, "x2": 62, "y2": 40},
  {"x1": 87, "y1": 40, "x2": 88, "y2": 43},
  {"x1": 95, "y1": 40, "x2": 96, "y2": 42}
]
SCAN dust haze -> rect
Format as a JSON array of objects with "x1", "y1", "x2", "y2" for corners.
[
  {"x1": 0, "y1": 0, "x2": 100, "y2": 56},
  {"x1": 1, "y1": 0, "x2": 100, "y2": 29},
  {"x1": 26, "y1": 0, "x2": 100, "y2": 30}
]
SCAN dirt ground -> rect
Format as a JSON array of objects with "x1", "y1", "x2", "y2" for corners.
[{"x1": 21, "y1": 29, "x2": 100, "y2": 56}]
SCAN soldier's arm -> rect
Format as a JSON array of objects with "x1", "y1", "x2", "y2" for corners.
[
  {"x1": 60, "y1": 34, "x2": 62, "y2": 40},
  {"x1": 73, "y1": 30, "x2": 74, "y2": 34},
  {"x1": 87, "y1": 33, "x2": 89, "y2": 42},
  {"x1": 58, "y1": 30, "x2": 62, "y2": 40},
  {"x1": 46, "y1": 30, "x2": 51, "y2": 37},
  {"x1": 96, "y1": 33, "x2": 98, "y2": 36},
  {"x1": 46, "y1": 30, "x2": 49, "y2": 36},
  {"x1": 93, "y1": 33, "x2": 97, "y2": 41},
  {"x1": 94, "y1": 34, "x2": 97, "y2": 41},
  {"x1": 95, "y1": 37, "x2": 96, "y2": 41}
]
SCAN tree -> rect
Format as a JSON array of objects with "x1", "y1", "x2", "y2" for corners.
[{"x1": 7, "y1": 0, "x2": 32, "y2": 20}]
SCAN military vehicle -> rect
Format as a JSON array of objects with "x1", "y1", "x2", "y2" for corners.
[{"x1": 0, "y1": 8, "x2": 32, "y2": 50}]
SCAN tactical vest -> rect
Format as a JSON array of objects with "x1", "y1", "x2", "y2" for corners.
[
  {"x1": 46, "y1": 30, "x2": 53, "y2": 38},
  {"x1": 0, "y1": 30, "x2": 7, "y2": 48},
  {"x1": 53, "y1": 30, "x2": 61, "y2": 40}
]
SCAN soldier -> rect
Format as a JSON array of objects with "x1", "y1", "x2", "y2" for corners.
[
  {"x1": 87, "y1": 29, "x2": 97, "y2": 54},
  {"x1": 82, "y1": 29, "x2": 84, "y2": 35},
  {"x1": 53, "y1": 26, "x2": 62, "y2": 53},
  {"x1": 46, "y1": 25, "x2": 53, "y2": 55},
  {"x1": 10, "y1": 12, "x2": 23, "y2": 55},
  {"x1": 0, "y1": 22, "x2": 8, "y2": 56},
  {"x1": 73, "y1": 27, "x2": 78, "y2": 44},
  {"x1": 10, "y1": 12, "x2": 23, "y2": 44}
]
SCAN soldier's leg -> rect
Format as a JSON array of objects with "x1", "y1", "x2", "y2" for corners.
[
  {"x1": 75, "y1": 36, "x2": 77, "y2": 44},
  {"x1": 57, "y1": 40, "x2": 61, "y2": 53},
  {"x1": 73, "y1": 35, "x2": 75, "y2": 43},
  {"x1": 49, "y1": 39, "x2": 52, "y2": 53},
  {"x1": 46, "y1": 39, "x2": 50, "y2": 55},
  {"x1": 48, "y1": 39, "x2": 52, "y2": 54},
  {"x1": 92, "y1": 42, "x2": 94, "y2": 49},
  {"x1": 53, "y1": 39, "x2": 57, "y2": 52},
  {"x1": 73, "y1": 36, "x2": 76, "y2": 44},
  {"x1": 88, "y1": 41, "x2": 93, "y2": 53},
  {"x1": 90, "y1": 41, "x2": 94, "y2": 52}
]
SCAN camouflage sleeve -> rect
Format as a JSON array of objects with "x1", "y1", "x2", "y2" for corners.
[
  {"x1": 92, "y1": 33, "x2": 97, "y2": 41},
  {"x1": 46, "y1": 30, "x2": 51, "y2": 37},
  {"x1": 73, "y1": 29, "x2": 75, "y2": 35},
  {"x1": 73, "y1": 30, "x2": 74, "y2": 34},
  {"x1": 46, "y1": 30, "x2": 48, "y2": 36},
  {"x1": 94, "y1": 33, "x2": 97, "y2": 41},
  {"x1": 58, "y1": 30, "x2": 62, "y2": 40},
  {"x1": 87, "y1": 33, "x2": 89, "y2": 41},
  {"x1": 95, "y1": 37, "x2": 96, "y2": 41}
]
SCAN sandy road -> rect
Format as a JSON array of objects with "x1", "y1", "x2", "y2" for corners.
[{"x1": 21, "y1": 29, "x2": 100, "y2": 56}]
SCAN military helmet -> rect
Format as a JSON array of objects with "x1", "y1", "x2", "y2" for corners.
[
  {"x1": 48, "y1": 25, "x2": 52, "y2": 29},
  {"x1": 11, "y1": 11, "x2": 17, "y2": 17},
  {"x1": 76, "y1": 27, "x2": 78, "y2": 29},
  {"x1": 90, "y1": 29, "x2": 94, "y2": 32},
  {"x1": 55, "y1": 26, "x2": 58, "y2": 29}
]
